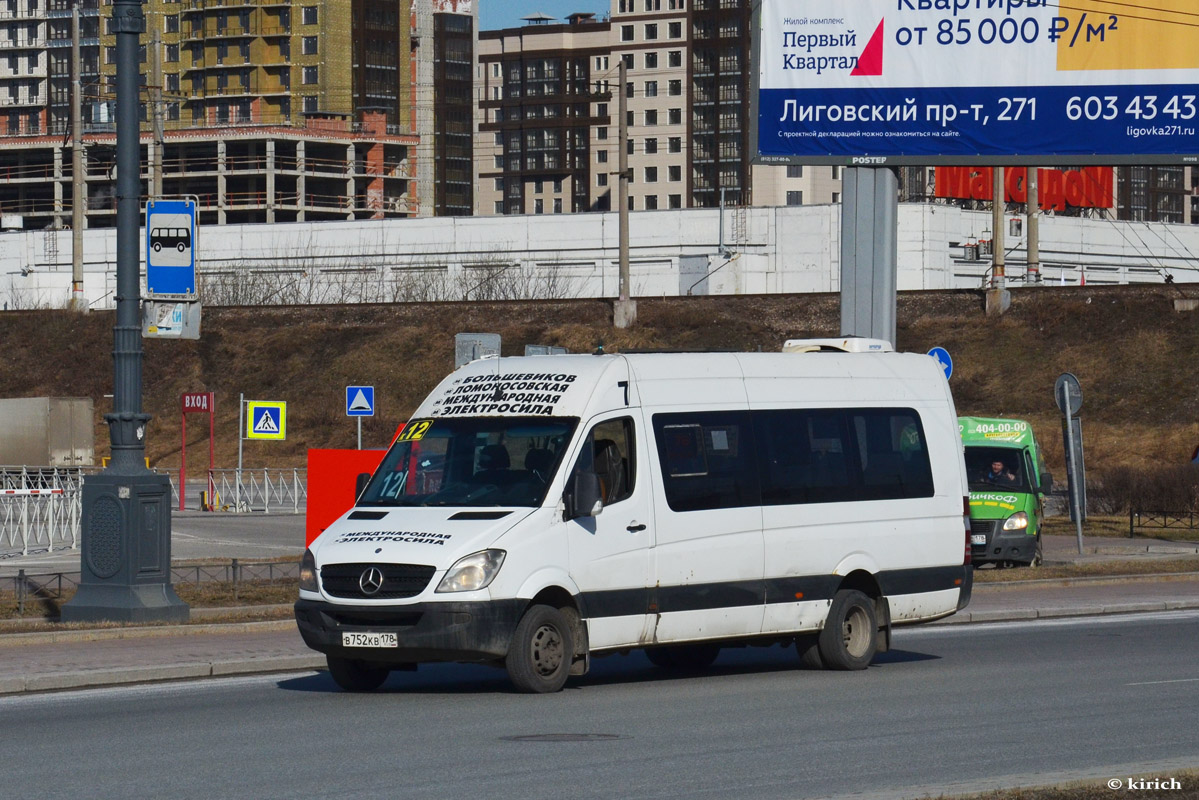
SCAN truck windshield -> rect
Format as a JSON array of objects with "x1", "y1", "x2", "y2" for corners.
[
  {"x1": 964, "y1": 447, "x2": 1031, "y2": 492},
  {"x1": 358, "y1": 417, "x2": 577, "y2": 508}
]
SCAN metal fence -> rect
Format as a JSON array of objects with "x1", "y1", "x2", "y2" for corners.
[
  {"x1": 0, "y1": 467, "x2": 82, "y2": 556},
  {"x1": 4, "y1": 558, "x2": 299, "y2": 616},
  {"x1": 1129, "y1": 510, "x2": 1199, "y2": 538},
  {"x1": 210, "y1": 469, "x2": 307, "y2": 514}
]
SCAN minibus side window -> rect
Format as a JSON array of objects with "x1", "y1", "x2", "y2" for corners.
[
  {"x1": 755, "y1": 408, "x2": 934, "y2": 505},
  {"x1": 570, "y1": 417, "x2": 636, "y2": 506},
  {"x1": 653, "y1": 411, "x2": 759, "y2": 512}
]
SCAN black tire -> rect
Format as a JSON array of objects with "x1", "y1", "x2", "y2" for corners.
[
  {"x1": 177, "y1": 242, "x2": 186, "y2": 252},
  {"x1": 645, "y1": 644, "x2": 721, "y2": 671},
  {"x1": 326, "y1": 655, "x2": 389, "y2": 692},
  {"x1": 795, "y1": 634, "x2": 824, "y2": 669},
  {"x1": 152, "y1": 242, "x2": 162, "y2": 252},
  {"x1": 1029, "y1": 534, "x2": 1044, "y2": 568},
  {"x1": 817, "y1": 589, "x2": 878, "y2": 671},
  {"x1": 506, "y1": 604, "x2": 574, "y2": 693}
]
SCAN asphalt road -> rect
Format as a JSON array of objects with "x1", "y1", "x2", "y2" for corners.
[{"x1": 2, "y1": 611, "x2": 1197, "y2": 800}]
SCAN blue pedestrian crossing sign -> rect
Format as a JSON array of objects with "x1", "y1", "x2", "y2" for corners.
[
  {"x1": 346, "y1": 386, "x2": 375, "y2": 417},
  {"x1": 927, "y1": 347, "x2": 953, "y2": 380},
  {"x1": 246, "y1": 401, "x2": 286, "y2": 440}
]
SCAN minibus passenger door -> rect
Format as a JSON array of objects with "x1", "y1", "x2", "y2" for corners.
[{"x1": 564, "y1": 414, "x2": 654, "y2": 651}]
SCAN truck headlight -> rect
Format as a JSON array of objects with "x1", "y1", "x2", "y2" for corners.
[
  {"x1": 436, "y1": 550, "x2": 506, "y2": 593},
  {"x1": 1002, "y1": 512, "x2": 1029, "y2": 531},
  {"x1": 299, "y1": 548, "x2": 318, "y2": 592}
]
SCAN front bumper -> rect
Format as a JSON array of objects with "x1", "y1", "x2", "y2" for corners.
[
  {"x1": 971, "y1": 520, "x2": 1038, "y2": 565},
  {"x1": 294, "y1": 598, "x2": 526, "y2": 666}
]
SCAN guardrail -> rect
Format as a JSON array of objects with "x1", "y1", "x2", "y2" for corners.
[
  {"x1": 1129, "y1": 510, "x2": 1199, "y2": 538},
  {"x1": 0, "y1": 467, "x2": 81, "y2": 556},
  {"x1": 4, "y1": 558, "x2": 299, "y2": 616},
  {"x1": 210, "y1": 468, "x2": 306, "y2": 514}
]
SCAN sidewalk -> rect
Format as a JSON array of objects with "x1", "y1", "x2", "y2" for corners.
[{"x1": 2, "y1": 535, "x2": 1198, "y2": 696}]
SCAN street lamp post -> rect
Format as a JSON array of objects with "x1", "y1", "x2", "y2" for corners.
[{"x1": 62, "y1": 0, "x2": 188, "y2": 623}]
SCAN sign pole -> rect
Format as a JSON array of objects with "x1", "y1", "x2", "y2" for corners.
[
  {"x1": 208, "y1": 392, "x2": 215, "y2": 511},
  {"x1": 180, "y1": 405, "x2": 188, "y2": 511},
  {"x1": 61, "y1": 0, "x2": 187, "y2": 623},
  {"x1": 358, "y1": 417, "x2": 362, "y2": 451},
  {"x1": 237, "y1": 392, "x2": 244, "y2": 513}
]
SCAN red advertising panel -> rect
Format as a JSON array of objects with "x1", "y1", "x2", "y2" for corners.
[
  {"x1": 305, "y1": 449, "x2": 387, "y2": 546},
  {"x1": 934, "y1": 166, "x2": 1113, "y2": 211}
]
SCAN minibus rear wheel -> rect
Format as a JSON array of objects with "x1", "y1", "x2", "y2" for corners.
[
  {"x1": 818, "y1": 590, "x2": 878, "y2": 670},
  {"x1": 326, "y1": 656, "x2": 390, "y2": 692},
  {"x1": 507, "y1": 604, "x2": 574, "y2": 693}
]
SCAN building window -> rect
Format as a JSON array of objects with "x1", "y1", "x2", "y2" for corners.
[
  {"x1": 669, "y1": 165, "x2": 681, "y2": 181},
  {"x1": 831, "y1": 166, "x2": 840, "y2": 178},
  {"x1": 534, "y1": 180, "x2": 544, "y2": 194},
  {"x1": 787, "y1": 164, "x2": 803, "y2": 178},
  {"x1": 669, "y1": 21, "x2": 682, "y2": 38},
  {"x1": 494, "y1": 201, "x2": 504, "y2": 214},
  {"x1": 302, "y1": 95, "x2": 318, "y2": 113},
  {"x1": 669, "y1": 50, "x2": 682, "y2": 68},
  {"x1": 645, "y1": 52, "x2": 658, "y2": 69},
  {"x1": 669, "y1": 136, "x2": 681, "y2": 153},
  {"x1": 627, "y1": 110, "x2": 634, "y2": 127},
  {"x1": 597, "y1": 172, "x2": 608, "y2": 187},
  {"x1": 832, "y1": 192, "x2": 840, "y2": 202},
  {"x1": 597, "y1": 150, "x2": 608, "y2": 163},
  {"x1": 668, "y1": 108, "x2": 681, "y2": 124},
  {"x1": 597, "y1": 102, "x2": 608, "y2": 117},
  {"x1": 622, "y1": 53, "x2": 634, "y2": 69},
  {"x1": 302, "y1": 66, "x2": 317, "y2": 84},
  {"x1": 627, "y1": 138, "x2": 634, "y2": 155},
  {"x1": 668, "y1": 80, "x2": 682, "y2": 97},
  {"x1": 554, "y1": 179, "x2": 563, "y2": 193},
  {"x1": 494, "y1": 178, "x2": 504, "y2": 191},
  {"x1": 494, "y1": 132, "x2": 503, "y2": 146},
  {"x1": 621, "y1": 24, "x2": 634, "y2": 42},
  {"x1": 534, "y1": 198, "x2": 544, "y2": 214},
  {"x1": 554, "y1": 198, "x2": 563, "y2": 213},
  {"x1": 787, "y1": 191, "x2": 803, "y2": 206},
  {"x1": 644, "y1": 23, "x2": 658, "y2": 40},
  {"x1": 645, "y1": 137, "x2": 658, "y2": 154},
  {"x1": 645, "y1": 166, "x2": 658, "y2": 183},
  {"x1": 644, "y1": 109, "x2": 658, "y2": 125},
  {"x1": 669, "y1": 194, "x2": 681, "y2": 208},
  {"x1": 301, "y1": 5, "x2": 317, "y2": 24},
  {"x1": 165, "y1": 44, "x2": 178, "y2": 62},
  {"x1": 165, "y1": 14, "x2": 179, "y2": 32},
  {"x1": 597, "y1": 126, "x2": 608, "y2": 140},
  {"x1": 644, "y1": 81, "x2": 657, "y2": 97},
  {"x1": 302, "y1": 36, "x2": 317, "y2": 55},
  {"x1": 645, "y1": 195, "x2": 658, "y2": 210}
]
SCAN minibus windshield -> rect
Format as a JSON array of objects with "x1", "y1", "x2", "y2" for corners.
[
  {"x1": 964, "y1": 446, "x2": 1031, "y2": 493},
  {"x1": 358, "y1": 417, "x2": 577, "y2": 507}
]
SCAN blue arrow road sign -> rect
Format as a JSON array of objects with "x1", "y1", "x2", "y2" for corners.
[
  {"x1": 346, "y1": 386, "x2": 375, "y2": 417},
  {"x1": 927, "y1": 347, "x2": 953, "y2": 380}
]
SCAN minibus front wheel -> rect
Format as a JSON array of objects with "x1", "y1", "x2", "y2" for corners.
[
  {"x1": 326, "y1": 656, "x2": 390, "y2": 692},
  {"x1": 818, "y1": 590, "x2": 878, "y2": 670},
  {"x1": 506, "y1": 604, "x2": 575, "y2": 693}
]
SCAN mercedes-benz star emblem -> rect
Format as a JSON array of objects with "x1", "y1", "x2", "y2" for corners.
[{"x1": 359, "y1": 567, "x2": 385, "y2": 596}]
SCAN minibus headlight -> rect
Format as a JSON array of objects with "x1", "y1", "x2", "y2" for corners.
[
  {"x1": 1002, "y1": 512, "x2": 1029, "y2": 531},
  {"x1": 436, "y1": 550, "x2": 506, "y2": 593},
  {"x1": 299, "y1": 549, "x2": 319, "y2": 593}
]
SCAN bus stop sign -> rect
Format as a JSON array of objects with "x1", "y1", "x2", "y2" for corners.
[{"x1": 146, "y1": 198, "x2": 197, "y2": 298}]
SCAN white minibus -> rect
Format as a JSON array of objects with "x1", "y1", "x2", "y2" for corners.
[{"x1": 296, "y1": 345, "x2": 973, "y2": 692}]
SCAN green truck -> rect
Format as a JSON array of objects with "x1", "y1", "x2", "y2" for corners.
[{"x1": 958, "y1": 417, "x2": 1052, "y2": 568}]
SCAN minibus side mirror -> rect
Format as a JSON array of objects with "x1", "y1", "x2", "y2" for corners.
[
  {"x1": 355, "y1": 472, "x2": 371, "y2": 500},
  {"x1": 564, "y1": 471, "x2": 603, "y2": 521},
  {"x1": 1039, "y1": 472, "x2": 1053, "y2": 494}
]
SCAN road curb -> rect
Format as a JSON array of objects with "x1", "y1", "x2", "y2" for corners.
[
  {"x1": 932, "y1": 598, "x2": 1199, "y2": 625},
  {"x1": 2, "y1": 654, "x2": 326, "y2": 696},
  {"x1": 0, "y1": 619, "x2": 296, "y2": 648}
]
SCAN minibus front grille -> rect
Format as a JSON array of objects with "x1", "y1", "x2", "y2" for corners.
[
  {"x1": 321, "y1": 563, "x2": 436, "y2": 599},
  {"x1": 970, "y1": 519, "x2": 998, "y2": 554}
]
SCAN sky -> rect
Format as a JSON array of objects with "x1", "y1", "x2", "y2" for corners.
[{"x1": 479, "y1": 0, "x2": 612, "y2": 32}]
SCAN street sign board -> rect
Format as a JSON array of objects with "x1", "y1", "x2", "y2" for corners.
[
  {"x1": 1055, "y1": 372, "x2": 1083, "y2": 415},
  {"x1": 142, "y1": 299, "x2": 201, "y2": 339},
  {"x1": 245, "y1": 400, "x2": 286, "y2": 440},
  {"x1": 752, "y1": 0, "x2": 1199, "y2": 165},
  {"x1": 346, "y1": 386, "x2": 375, "y2": 417},
  {"x1": 145, "y1": 199, "x2": 198, "y2": 297},
  {"x1": 927, "y1": 346, "x2": 953, "y2": 380}
]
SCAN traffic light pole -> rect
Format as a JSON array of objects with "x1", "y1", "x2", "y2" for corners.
[{"x1": 62, "y1": 0, "x2": 188, "y2": 623}]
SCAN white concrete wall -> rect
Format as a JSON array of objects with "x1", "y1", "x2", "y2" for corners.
[{"x1": 1, "y1": 204, "x2": 1196, "y2": 310}]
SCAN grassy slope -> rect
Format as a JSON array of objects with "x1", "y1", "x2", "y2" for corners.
[{"x1": 2, "y1": 284, "x2": 1197, "y2": 475}]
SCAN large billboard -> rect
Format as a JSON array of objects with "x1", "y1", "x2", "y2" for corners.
[{"x1": 753, "y1": 0, "x2": 1199, "y2": 165}]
